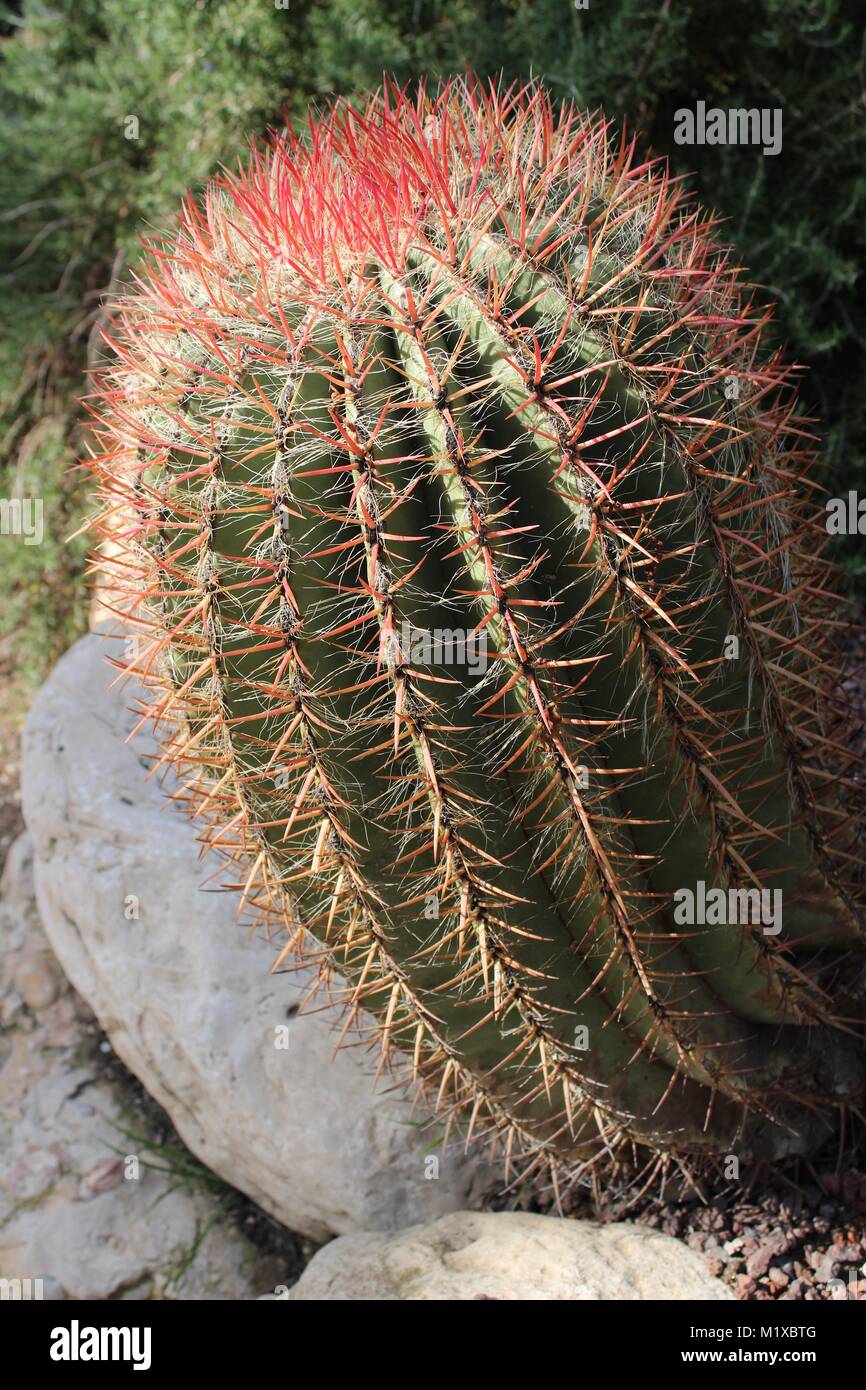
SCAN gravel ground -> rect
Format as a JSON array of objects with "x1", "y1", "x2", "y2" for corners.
[
  {"x1": 615, "y1": 1169, "x2": 866, "y2": 1300},
  {"x1": 515, "y1": 1157, "x2": 866, "y2": 1301}
]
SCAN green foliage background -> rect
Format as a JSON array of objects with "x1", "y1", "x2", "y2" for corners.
[{"x1": 2, "y1": 0, "x2": 864, "y2": 689}]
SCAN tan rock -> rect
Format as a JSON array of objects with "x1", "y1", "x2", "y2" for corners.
[{"x1": 289, "y1": 1210, "x2": 735, "y2": 1301}]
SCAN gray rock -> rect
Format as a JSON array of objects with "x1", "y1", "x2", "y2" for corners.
[
  {"x1": 21, "y1": 633, "x2": 492, "y2": 1242},
  {"x1": 289, "y1": 1210, "x2": 735, "y2": 1300},
  {"x1": 0, "y1": 833, "x2": 262, "y2": 1300}
]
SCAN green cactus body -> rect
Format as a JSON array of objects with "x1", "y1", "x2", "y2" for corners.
[{"x1": 91, "y1": 78, "x2": 866, "y2": 1186}]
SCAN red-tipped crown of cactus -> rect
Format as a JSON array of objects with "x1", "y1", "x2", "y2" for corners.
[{"x1": 89, "y1": 75, "x2": 865, "y2": 1199}]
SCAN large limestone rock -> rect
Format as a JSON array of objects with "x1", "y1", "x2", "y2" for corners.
[
  {"x1": 21, "y1": 634, "x2": 491, "y2": 1242},
  {"x1": 289, "y1": 1210, "x2": 734, "y2": 1300}
]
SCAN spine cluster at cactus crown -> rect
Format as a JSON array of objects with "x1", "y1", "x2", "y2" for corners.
[{"x1": 88, "y1": 76, "x2": 866, "y2": 1194}]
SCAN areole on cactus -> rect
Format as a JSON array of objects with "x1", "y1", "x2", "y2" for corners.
[{"x1": 89, "y1": 75, "x2": 866, "y2": 1197}]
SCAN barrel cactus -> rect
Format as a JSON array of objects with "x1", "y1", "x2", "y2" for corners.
[{"x1": 89, "y1": 77, "x2": 866, "y2": 1196}]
